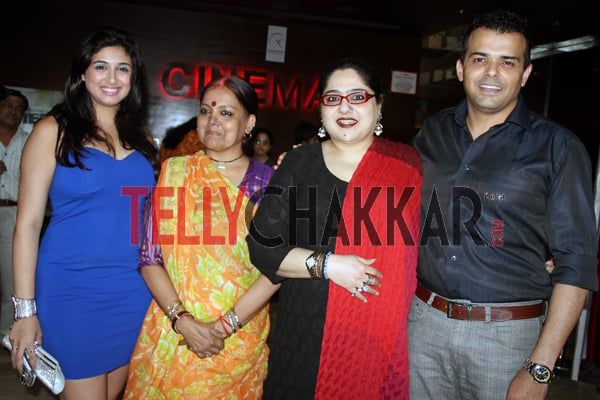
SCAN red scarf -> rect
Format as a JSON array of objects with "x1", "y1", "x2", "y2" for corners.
[{"x1": 315, "y1": 137, "x2": 422, "y2": 400}]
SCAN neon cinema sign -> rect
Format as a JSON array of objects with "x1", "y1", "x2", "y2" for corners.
[{"x1": 160, "y1": 62, "x2": 320, "y2": 111}]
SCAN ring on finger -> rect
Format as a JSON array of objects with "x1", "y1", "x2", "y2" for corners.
[
  {"x1": 362, "y1": 284, "x2": 369, "y2": 293},
  {"x1": 365, "y1": 276, "x2": 375, "y2": 286}
]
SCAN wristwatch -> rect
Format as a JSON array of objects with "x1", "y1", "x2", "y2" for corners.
[
  {"x1": 523, "y1": 358, "x2": 554, "y2": 384},
  {"x1": 305, "y1": 252, "x2": 319, "y2": 279}
]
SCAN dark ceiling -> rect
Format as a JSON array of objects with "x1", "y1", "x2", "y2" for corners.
[{"x1": 118, "y1": 0, "x2": 600, "y2": 46}]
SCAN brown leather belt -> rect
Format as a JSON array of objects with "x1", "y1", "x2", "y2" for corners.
[
  {"x1": 415, "y1": 284, "x2": 546, "y2": 322},
  {"x1": 0, "y1": 199, "x2": 17, "y2": 206}
]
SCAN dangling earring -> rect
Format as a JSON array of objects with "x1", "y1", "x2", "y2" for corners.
[
  {"x1": 374, "y1": 113, "x2": 383, "y2": 136},
  {"x1": 318, "y1": 121, "x2": 327, "y2": 138}
]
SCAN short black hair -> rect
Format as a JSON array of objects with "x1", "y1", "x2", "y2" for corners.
[
  {"x1": 293, "y1": 121, "x2": 318, "y2": 144},
  {"x1": 460, "y1": 10, "x2": 531, "y2": 68},
  {"x1": 0, "y1": 86, "x2": 29, "y2": 111}
]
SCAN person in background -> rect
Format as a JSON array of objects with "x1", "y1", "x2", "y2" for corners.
[
  {"x1": 409, "y1": 10, "x2": 598, "y2": 400},
  {"x1": 8, "y1": 27, "x2": 157, "y2": 399},
  {"x1": 271, "y1": 121, "x2": 320, "y2": 170},
  {"x1": 158, "y1": 116, "x2": 204, "y2": 164},
  {"x1": 124, "y1": 75, "x2": 279, "y2": 399},
  {"x1": 293, "y1": 120, "x2": 320, "y2": 145},
  {"x1": 247, "y1": 57, "x2": 422, "y2": 399},
  {"x1": 251, "y1": 127, "x2": 275, "y2": 167},
  {"x1": 0, "y1": 86, "x2": 29, "y2": 338}
]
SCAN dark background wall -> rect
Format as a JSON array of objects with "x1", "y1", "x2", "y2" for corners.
[
  {"x1": 524, "y1": 47, "x2": 600, "y2": 169},
  {"x1": 3, "y1": 1, "x2": 598, "y2": 168},
  {"x1": 3, "y1": 1, "x2": 420, "y2": 157}
]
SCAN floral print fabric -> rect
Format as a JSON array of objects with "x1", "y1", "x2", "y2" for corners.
[{"x1": 124, "y1": 152, "x2": 270, "y2": 399}]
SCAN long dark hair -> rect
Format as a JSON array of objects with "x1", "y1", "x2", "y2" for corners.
[{"x1": 52, "y1": 26, "x2": 157, "y2": 170}]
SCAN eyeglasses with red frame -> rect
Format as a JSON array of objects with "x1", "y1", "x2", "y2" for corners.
[{"x1": 320, "y1": 91, "x2": 375, "y2": 106}]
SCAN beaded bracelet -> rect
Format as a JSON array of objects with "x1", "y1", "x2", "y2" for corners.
[
  {"x1": 323, "y1": 251, "x2": 332, "y2": 280},
  {"x1": 310, "y1": 252, "x2": 328, "y2": 279},
  {"x1": 316, "y1": 252, "x2": 327, "y2": 279},
  {"x1": 171, "y1": 310, "x2": 194, "y2": 334}
]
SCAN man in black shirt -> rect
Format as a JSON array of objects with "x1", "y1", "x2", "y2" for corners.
[{"x1": 409, "y1": 10, "x2": 598, "y2": 400}]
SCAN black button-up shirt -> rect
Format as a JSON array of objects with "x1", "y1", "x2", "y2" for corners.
[{"x1": 413, "y1": 96, "x2": 598, "y2": 302}]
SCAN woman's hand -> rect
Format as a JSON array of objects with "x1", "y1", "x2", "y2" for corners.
[
  {"x1": 213, "y1": 320, "x2": 226, "y2": 337},
  {"x1": 9, "y1": 316, "x2": 42, "y2": 372},
  {"x1": 177, "y1": 317, "x2": 227, "y2": 358},
  {"x1": 545, "y1": 258, "x2": 555, "y2": 273},
  {"x1": 325, "y1": 254, "x2": 382, "y2": 302}
]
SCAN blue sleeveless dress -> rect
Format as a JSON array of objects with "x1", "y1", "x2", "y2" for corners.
[{"x1": 36, "y1": 148, "x2": 154, "y2": 379}]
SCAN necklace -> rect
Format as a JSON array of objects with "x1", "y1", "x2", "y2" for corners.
[{"x1": 207, "y1": 153, "x2": 244, "y2": 170}]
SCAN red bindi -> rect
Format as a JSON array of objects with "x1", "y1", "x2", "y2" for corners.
[{"x1": 211, "y1": 101, "x2": 217, "y2": 107}]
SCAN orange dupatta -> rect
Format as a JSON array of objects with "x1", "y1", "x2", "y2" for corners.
[{"x1": 124, "y1": 153, "x2": 269, "y2": 399}]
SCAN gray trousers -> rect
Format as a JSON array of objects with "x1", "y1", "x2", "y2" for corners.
[
  {"x1": 0, "y1": 206, "x2": 17, "y2": 336},
  {"x1": 407, "y1": 294, "x2": 544, "y2": 400}
]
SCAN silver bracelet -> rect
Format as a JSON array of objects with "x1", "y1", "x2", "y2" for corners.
[
  {"x1": 166, "y1": 300, "x2": 182, "y2": 320},
  {"x1": 12, "y1": 295, "x2": 37, "y2": 320},
  {"x1": 229, "y1": 308, "x2": 243, "y2": 330},
  {"x1": 226, "y1": 311, "x2": 238, "y2": 333}
]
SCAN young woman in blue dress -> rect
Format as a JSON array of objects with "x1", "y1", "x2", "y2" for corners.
[{"x1": 8, "y1": 27, "x2": 157, "y2": 399}]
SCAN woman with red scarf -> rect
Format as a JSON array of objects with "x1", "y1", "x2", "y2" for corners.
[{"x1": 247, "y1": 58, "x2": 422, "y2": 399}]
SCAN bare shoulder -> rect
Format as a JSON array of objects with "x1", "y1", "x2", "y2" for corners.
[
  {"x1": 31, "y1": 115, "x2": 59, "y2": 135},
  {"x1": 28, "y1": 115, "x2": 59, "y2": 141},
  {"x1": 23, "y1": 115, "x2": 60, "y2": 154}
]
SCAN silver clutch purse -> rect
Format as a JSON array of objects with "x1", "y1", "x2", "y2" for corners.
[{"x1": 2, "y1": 333, "x2": 65, "y2": 395}]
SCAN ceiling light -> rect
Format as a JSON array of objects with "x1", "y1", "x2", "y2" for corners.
[{"x1": 531, "y1": 35, "x2": 599, "y2": 60}]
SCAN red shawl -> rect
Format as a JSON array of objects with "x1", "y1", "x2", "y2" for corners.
[{"x1": 315, "y1": 137, "x2": 422, "y2": 400}]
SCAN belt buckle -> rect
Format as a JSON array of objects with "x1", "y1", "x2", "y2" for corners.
[{"x1": 447, "y1": 302, "x2": 472, "y2": 320}]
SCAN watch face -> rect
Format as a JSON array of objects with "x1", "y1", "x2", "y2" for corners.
[
  {"x1": 306, "y1": 256, "x2": 316, "y2": 269},
  {"x1": 532, "y1": 365, "x2": 551, "y2": 383}
]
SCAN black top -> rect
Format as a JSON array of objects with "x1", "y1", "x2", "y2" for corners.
[
  {"x1": 413, "y1": 96, "x2": 598, "y2": 302},
  {"x1": 247, "y1": 143, "x2": 347, "y2": 400},
  {"x1": 263, "y1": 157, "x2": 276, "y2": 167}
]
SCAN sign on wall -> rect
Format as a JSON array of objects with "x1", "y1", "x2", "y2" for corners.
[
  {"x1": 265, "y1": 25, "x2": 287, "y2": 63},
  {"x1": 390, "y1": 70, "x2": 418, "y2": 95}
]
